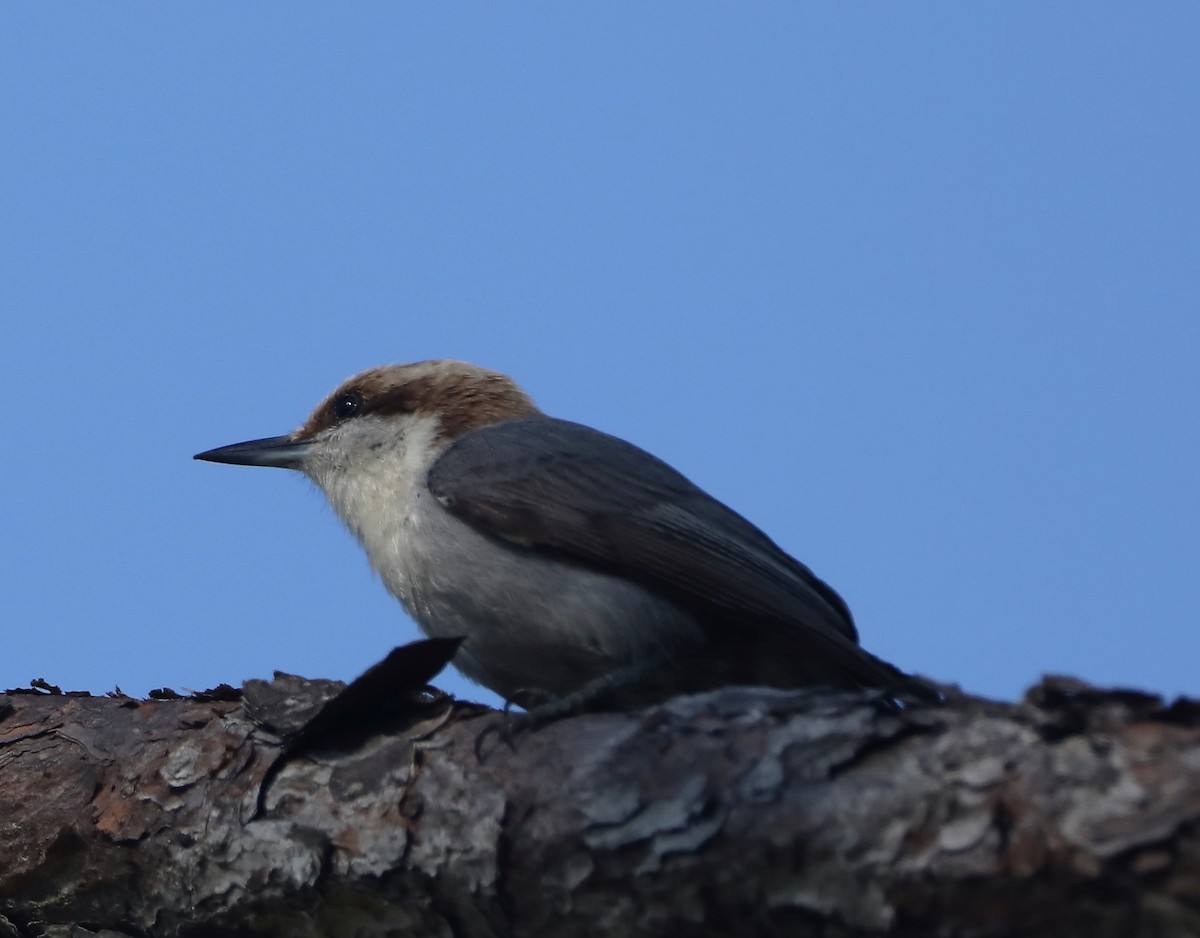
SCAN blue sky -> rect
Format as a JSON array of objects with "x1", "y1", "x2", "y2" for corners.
[{"x1": 2, "y1": 5, "x2": 1196, "y2": 709}]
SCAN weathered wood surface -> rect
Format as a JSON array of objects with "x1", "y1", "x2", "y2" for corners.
[{"x1": 1, "y1": 674, "x2": 1199, "y2": 938}]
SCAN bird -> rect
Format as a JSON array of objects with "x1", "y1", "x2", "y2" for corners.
[{"x1": 195, "y1": 359, "x2": 932, "y2": 716}]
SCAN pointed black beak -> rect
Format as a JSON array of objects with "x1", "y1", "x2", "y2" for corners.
[{"x1": 194, "y1": 435, "x2": 313, "y2": 470}]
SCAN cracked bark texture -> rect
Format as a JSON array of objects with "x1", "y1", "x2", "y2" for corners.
[{"x1": 1, "y1": 675, "x2": 1199, "y2": 938}]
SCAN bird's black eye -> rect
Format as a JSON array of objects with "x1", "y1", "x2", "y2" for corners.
[{"x1": 332, "y1": 390, "x2": 365, "y2": 421}]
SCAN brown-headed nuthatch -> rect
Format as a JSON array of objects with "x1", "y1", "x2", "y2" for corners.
[{"x1": 196, "y1": 360, "x2": 931, "y2": 712}]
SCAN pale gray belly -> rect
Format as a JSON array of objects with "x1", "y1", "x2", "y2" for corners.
[{"x1": 379, "y1": 498, "x2": 703, "y2": 701}]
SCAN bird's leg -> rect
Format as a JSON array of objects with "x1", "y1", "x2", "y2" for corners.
[
  {"x1": 475, "y1": 655, "x2": 667, "y2": 760},
  {"x1": 474, "y1": 690, "x2": 550, "y2": 761},
  {"x1": 521, "y1": 656, "x2": 665, "y2": 726}
]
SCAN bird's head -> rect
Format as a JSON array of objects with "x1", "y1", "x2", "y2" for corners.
[{"x1": 194, "y1": 360, "x2": 540, "y2": 492}]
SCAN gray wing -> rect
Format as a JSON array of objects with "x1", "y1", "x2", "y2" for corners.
[{"x1": 426, "y1": 416, "x2": 867, "y2": 658}]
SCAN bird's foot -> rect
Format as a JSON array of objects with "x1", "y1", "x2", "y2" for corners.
[
  {"x1": 474, "y1": 693, "x2": 544, "y2": 761},
  {"x1": 473, "y1": 659, "x2": 665, "y2": 762}
]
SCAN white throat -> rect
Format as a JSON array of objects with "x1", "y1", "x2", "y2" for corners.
[{"x1": 306, "y1": 413, "x2": 446, "y2": 609}]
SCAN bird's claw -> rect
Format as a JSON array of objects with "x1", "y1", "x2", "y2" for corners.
[{"x1": 474, "y1": 701, "x2": 536, "y2": 762}]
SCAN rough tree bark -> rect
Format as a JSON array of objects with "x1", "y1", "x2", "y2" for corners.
[{"x1": 1, "y1": 666, "x2": 1198, "y2": 938}]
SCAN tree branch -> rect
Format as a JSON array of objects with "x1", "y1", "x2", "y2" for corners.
[{"x1": 1, "y1": 673, "x2": 1198, "y2": 937}]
